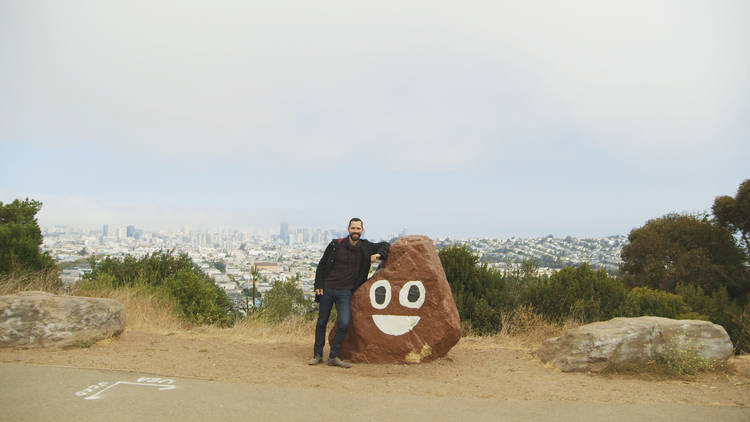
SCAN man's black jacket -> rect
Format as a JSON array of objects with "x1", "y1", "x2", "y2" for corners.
[{"x1": 314, "y1": 238, "x2": 390, "y2": 295}]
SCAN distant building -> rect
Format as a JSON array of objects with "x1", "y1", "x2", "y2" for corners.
[
  {"x1": 102, "y1": 224, "x2": 109, "y2": 237},
  {"x1": 255, "y1": 262, "x2": 280, "y2": 272},
  {"x1": 280, "y1": 222, "x2": 289, "y2": 245},
  {"x1": 127, "y1": 225, "x2": 136, "y2": 238}
]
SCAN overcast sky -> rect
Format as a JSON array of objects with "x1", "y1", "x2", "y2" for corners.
[{"x1": 1, "y1": 0, "x2": 748, "y2": 239}]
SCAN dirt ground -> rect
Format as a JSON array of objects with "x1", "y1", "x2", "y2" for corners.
[{"x1": 2, "y1": 329, "x2": 749, "y2": 408}]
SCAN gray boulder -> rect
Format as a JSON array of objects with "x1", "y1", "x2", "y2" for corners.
[
  {"x1": 0, "y1": 291, "x2": 125, "y2": 348},
  {"x1": 535, "y1": 316, "x2": 733, "y2": 372}
]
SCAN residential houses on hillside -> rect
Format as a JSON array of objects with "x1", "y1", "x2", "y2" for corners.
[{"x1": 43, "y1": 226, "x2": 626, "y2": 312}]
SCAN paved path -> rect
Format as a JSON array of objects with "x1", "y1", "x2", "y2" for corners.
[{"x1": 2, "y1": 363, "x2": 749, "y2": 421}]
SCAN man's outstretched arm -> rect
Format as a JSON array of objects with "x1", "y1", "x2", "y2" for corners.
[{"x1": 372, "y1": 241, "x2": 390, "y2": 262}]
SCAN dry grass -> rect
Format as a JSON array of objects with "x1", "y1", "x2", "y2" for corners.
[
  {"x1": 69, "y1": 284, "x2": 189, "y2": 333},
  {"x1": 69, "y1": 283, "x2": 319, "y2": 342},
  {"x1": 91, "y1": 293, "x2": 572, "y2": 350},
  {"x1": 0, "y1": 270, "x2": 64, "y2": 295},
  {"x1": 196, "y1": 314, "x2": 318, "y2": 344},
  {"x1": 499, "y1": 304, "x2": 580, "y2": 347},
  {"x1": 457, "y1": 305, "x2": 579, "y2": 350}
]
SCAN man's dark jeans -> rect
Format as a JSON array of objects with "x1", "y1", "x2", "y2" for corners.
[{"x1": 314, "y1": 288, "x2": 352, "y2": 359}]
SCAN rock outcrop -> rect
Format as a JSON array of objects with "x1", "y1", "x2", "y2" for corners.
[
  {"x1": 0, "y1": 291, "x2": 125, "y2": 348},
  {"x1": 535, "y1": 316, "x2": 733, "y2": 372},
  {"x1": 334, "y1": 235, "x2": 461, "y2": 363}
]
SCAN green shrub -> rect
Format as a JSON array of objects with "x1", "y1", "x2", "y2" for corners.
[
  {"x1": 618, "y1": 287, "x2": 698, "y2": 319},
  {"x1": 524, "y1": 264, "x2": 626, "y2": 323},
  {"x1": 163, "y1": 269, "x2": 234, "y2": 326},
  {"x1": 79, "y1": 251, "x2": 236, "y2": 327},
  {"x1": 676, "y1": 283, "x2": 750, "y2": 353},
  {"x1": 470, "y1": 297, "x2": 501, "y2": 335},
  {"x1": 438, "y1": 245, "x2": 507, "y2": 334},
  {"x1": 260, "y1": 278, "x2": 315, "y2": 323}
]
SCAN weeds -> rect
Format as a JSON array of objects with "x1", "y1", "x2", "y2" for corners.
[
  {"x1": 0, "y1": 269, "x2": 63, "y2": 295},
  {"x1": 657, "y1": 336, "x2": 727, "y2": 376},
  {"x1": 70, "y1": 282, "x2": 189, "y2": 332}
]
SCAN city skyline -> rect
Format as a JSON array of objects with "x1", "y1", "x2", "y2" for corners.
[{"x1": 2, "y1": 1, "x2": 748, "y2": 239}]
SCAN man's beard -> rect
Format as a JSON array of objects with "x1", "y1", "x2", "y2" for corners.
[{"x1": 349, "y1": 233, "x2": 361, "y2": 241}]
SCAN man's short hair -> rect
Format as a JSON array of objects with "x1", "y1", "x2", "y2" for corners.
[{"x1": 349, "y1": 218, "x2": 363, "y2": 227}]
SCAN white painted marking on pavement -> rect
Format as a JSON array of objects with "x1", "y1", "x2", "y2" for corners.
[{"x1": 76, "y1": 378, "x2": 177, "y2": 400}]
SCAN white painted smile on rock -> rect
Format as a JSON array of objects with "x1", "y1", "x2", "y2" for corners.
[{"x1": 372, "y1": 315, "x2": 421, "y2": 336}]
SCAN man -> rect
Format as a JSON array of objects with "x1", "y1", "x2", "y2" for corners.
[{"x1": 309, "y1": 218, "x2": 390, "y2": 368}]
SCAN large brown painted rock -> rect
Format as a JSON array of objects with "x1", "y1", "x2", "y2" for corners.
[
  {"x1": 0, "y1": 291, "x2": 125, "y2": 348},
  {"x1": 332, "y1": 235, "x2": 461, "y2": 363}
]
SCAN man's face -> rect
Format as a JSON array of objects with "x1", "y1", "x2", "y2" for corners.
[{"x1": 348, "y1": 221, "x2": 363, "y2": 241}]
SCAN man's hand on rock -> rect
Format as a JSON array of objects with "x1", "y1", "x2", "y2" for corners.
[
  {"x1": 370, "y1": 254, "x2": 381, "y2": 264},
  {"x1": 315, "y1": 289, "x2": 323, "y2": 295}
]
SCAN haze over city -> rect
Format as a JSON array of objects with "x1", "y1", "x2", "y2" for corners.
[{"x1": 2, "y1": 1, "x2": 748, "y2": 240}]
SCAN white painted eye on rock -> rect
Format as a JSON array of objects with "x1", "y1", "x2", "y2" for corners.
[
  {"x1": 370, "y1": 280, "x2": 391, "y2": 310},
  {"x1": 399, "y1": 280, "x2": 425, "y2": 309}
]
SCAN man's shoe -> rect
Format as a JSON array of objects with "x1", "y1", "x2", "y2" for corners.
[
  {"x1": 308, "y1": 355, "x2": 322, "y2": 365},
  {"x1": 327, "y1": 357, "x2": 351, "y2": 368}
]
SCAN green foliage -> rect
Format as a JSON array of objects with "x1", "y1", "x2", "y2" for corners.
[
  {"x1": 0, "y1": 198, "x2": 56, "y2": 275},
  {"x1": 676, "y1": 283, "x2": 750, "y2": 353},
  {"x1": 437, "y1": 239, "x2": 750, "y2": 353},
  {"x1": 80, "y1": 251, "x2": 236, "y2": 327},
  {"x1": 163, "y1": 269, "x2": 233, "y2": 325},
  {"x1": 524, "y1": 263, "x2": 626, "y2": 323},
  {"x1": 620, "y1": 213, "x2": 748, "y2": 300},
  {"x1": 618, "y1": 287, "x2": 697, "y2": 320},
  {"x1": 260, "y1": 277, "x2": 315, "y2": 323},
  {"x1": 438, "y1": 245, "x2": 506, "y2": 333},
  {"x1": 713, "y1": 178, "x2": 750, "y2": 261},
  {"x1": 470, "y1": 297, "x2": 501, "y2": 335},
  {"x1": 212, "y1": 260, "x2": 226, "y2": 272}
]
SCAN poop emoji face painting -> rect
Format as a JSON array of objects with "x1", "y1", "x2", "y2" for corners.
[
  {"x1": 331, "y1": 235, "x2": 461, "y2": 364},
  {"x1": 368, "y1": 279, "x2": 425, "y2": 336}
]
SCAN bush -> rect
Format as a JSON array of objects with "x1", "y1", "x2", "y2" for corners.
[
  {"x1": 79, "y1": 251, "x2": 236, "y2": 327},
  {"x1": 163, "y1": 269, "x2": 234, "y2": 325},
  {"x1": 676, "y1": 283, "x2": 750, "y2": 353},
  {"x1": 524, "y1": 264, "x2": 626, "y2": 323},
  {"x1": 618, "y1": 287, "x2": 698, "y2": 320},
  {"x1": 470, "y1": 297, "x2": 501, "y2": 335},
  {"x1": 260, "y1": 278, "x2": 316, "y2": 323},
  {"x1": 439, "y1": 245, "x2": 506, "y2": 333}
]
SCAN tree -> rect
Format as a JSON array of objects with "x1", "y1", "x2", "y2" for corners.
[
  {"x1": 212, "y1": 260, "x2": 226, "y2": 272},
  {"x1": 241, "y1": 264, "x2": 261, "y2": 315},
  {"x1": 620, "y1": 213, "x2": 748, "y2": 300},
  {"x1": 0, "y1": 198, "x2": 56, "y2": 274},
  {"x1": 713, "y1": 179, "x2": 750, "y2": 262}
]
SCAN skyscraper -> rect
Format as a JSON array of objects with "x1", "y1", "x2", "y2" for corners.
[
  {"x1": 127, "y1": 225, "x2": 136, "y2": 238},
  {"x1": 280, "y1": 222, "x2": 289, "y2": 245},
  {"x1": 102, "y1": 224, "x2": 109, "y2": 237}
]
